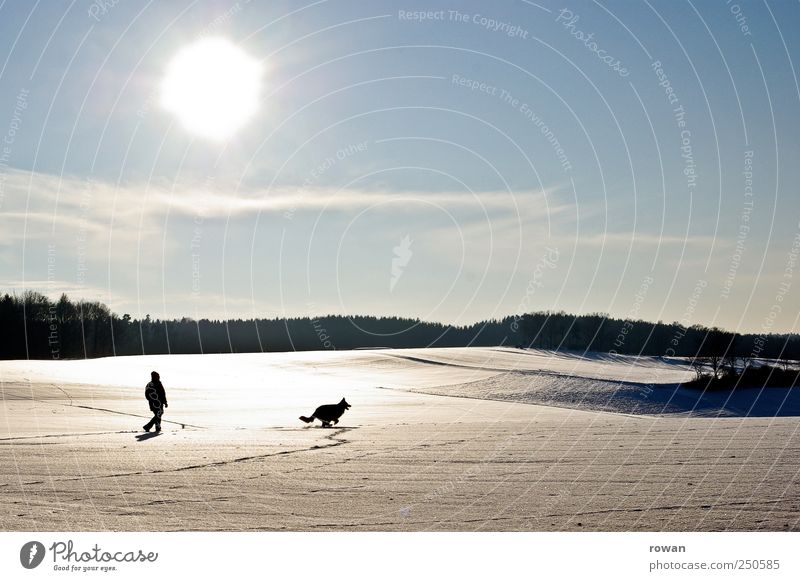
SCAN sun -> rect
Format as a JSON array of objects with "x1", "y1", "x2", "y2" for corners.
[{"x1": 160, "y1": 37, "x2": 261, "y2": 141}]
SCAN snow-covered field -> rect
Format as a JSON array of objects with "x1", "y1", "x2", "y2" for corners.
[{"x1": 1, "y1": 348, "x2": 799, "y2": 531}]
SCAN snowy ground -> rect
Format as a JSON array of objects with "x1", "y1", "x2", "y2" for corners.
[{"x1": 1, "y1": 348, "x2": 799, "y2": 531}]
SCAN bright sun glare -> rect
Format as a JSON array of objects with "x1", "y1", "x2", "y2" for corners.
[{"x1": 160, "y1": 37, "x2": 261, "y2": 141}]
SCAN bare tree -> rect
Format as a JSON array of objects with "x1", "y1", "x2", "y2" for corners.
[{"x1": 691, "y1": 357, "x2": 707, "y2": 381}]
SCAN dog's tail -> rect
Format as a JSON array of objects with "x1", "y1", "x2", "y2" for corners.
[{"x1": 299, "y1": 415, "x2": 315, "y2": 423}]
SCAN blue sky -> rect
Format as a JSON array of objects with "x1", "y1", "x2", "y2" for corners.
[{"x1": 0, "y1": 0, "x2": 798, "y2": 333}]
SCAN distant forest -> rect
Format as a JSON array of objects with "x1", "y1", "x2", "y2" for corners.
[{"x1": 2, "y1": 291, "x2": 799, "y2": 362}]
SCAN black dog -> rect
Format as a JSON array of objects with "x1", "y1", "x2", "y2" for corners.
[{"x1": 299, "y1": 398, "x2": 351, "y2": 427}]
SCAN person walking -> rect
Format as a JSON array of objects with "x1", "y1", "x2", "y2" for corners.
[{"x1": 143, "y1": 371, "x2": 168, "y2": 432}]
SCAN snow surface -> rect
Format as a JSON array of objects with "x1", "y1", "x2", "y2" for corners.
[{"x1": 1, "y1": 348, "x2": 799, "y2": 531}]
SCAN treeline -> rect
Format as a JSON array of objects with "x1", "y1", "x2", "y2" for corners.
[{"x1": 1, "y1": 291, "x2": 799, "y2": 361}]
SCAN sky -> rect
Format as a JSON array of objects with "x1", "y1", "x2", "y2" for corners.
[{"x1": 0, "y1": 0, "x2": 799, "y2": 333}]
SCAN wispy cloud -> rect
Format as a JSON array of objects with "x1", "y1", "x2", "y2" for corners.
[
  {"x1": 1, "y1": 168, "x2": 559, "y2": 223},
  {"x1": 568, "y1": 232, "x2": 730, "y2": 248},
  {"x1": 0, "y1": 279, "x2": 127, "y2": 307},
  {"x1": 0, "y1": 168, "x2": 566, "y2": 313}
]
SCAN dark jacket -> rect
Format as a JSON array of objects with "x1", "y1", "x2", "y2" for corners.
[{"x1": 145, "y1": 381, "x2": 167, "y2": 410}]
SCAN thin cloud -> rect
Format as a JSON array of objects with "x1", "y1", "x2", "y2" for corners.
[
  {"x1": 2, "y1": 168, "x2": 558, "y2": 222},
  {"x1": 567, "y1": 232, "x2": 731, "y2": 248}
]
